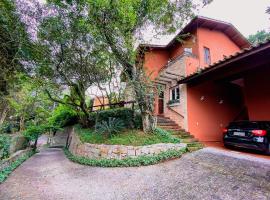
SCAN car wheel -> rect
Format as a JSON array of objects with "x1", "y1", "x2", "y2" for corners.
[{"x1": 224, "y1": 143, "x2": 232, "y2": 149}]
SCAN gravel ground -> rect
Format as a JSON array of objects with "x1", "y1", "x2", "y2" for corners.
[{"x1": 0, "y1": 147, "x2": 269, "y2": 200}]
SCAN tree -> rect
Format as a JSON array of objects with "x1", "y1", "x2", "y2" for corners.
[
  {"x1": 0, "y1": 0, "x2": 31, "y2": 124},
  {"x1": 248, "y1": 30, "x2": 270, "y2": 45},
  {"x1": 82, "y1": 0, "x2": 206, "y2": 132},
  {"x1": 30, "y1": 2, "x2": 116, "y2": 125},
  {"x1": 7, "y1": 74, "x2": 54, "y2": 131}
]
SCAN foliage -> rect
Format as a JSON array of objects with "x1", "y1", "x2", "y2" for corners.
[
  {"x1": 0, "y1": 150, "x2": 35, "y2": 183},
  {"x1": 84, "y1": 107, "x2": 139, "y2": 129},
  {"x1": 248, "y1": 30, "x2": 270, "y2": 45},
  {"x1": 77, "y1": 126, "x2": 179, "y2": 146},
  {"x1": 154, "y1": 128, "x2": 181, "y2": 143},
  {"x1": 64, "y1": 147, "x2": 186, "y2": 167},
  {"x1": 7, "y1": 74, "x2": 54, "y2": 131},
  {"x1": 95, "y1": 117, "x2": 124, "y2": 137},
  {"x1": 0, "y1": 134, "x2": 11, "y2": 159},
  {"x1": 0, "y1": 0, "x2": 32, "y2": 97},
  {"x1": 22, "y1": 125, "x2": 48, "y2": 143},
  {"x1": 48, "y1": 104, "x2": 78, "y2": 129}
]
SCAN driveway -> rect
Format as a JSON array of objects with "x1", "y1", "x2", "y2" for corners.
[{"x1": 0, "y1": 147, "x2": 269, "y2": 200}]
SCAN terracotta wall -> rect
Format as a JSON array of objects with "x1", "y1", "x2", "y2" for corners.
[
  {"x1": 187, "y1": 82, "x2": 244, "y2": 141},
  {"x1": 244, "y1": 66, "x2": 270, "y2": 121},
  {"x1": 144, "y1": 49, "x2": 169, "y2": 79},
  {"x1": 197, "y1": 28, "x2": 240, "y2": 67}
]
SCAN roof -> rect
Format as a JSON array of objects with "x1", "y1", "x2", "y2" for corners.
[
  {"x1": 178, "y1": 40, "x2": 270, "y2": 84},
  {"x1": 138, "y1": 16, "x2": 250, "y2": 51}
]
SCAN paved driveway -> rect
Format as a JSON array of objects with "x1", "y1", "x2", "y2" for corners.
[{"x1": 0, "y1": 147, "x2": 269, "y2": 200}]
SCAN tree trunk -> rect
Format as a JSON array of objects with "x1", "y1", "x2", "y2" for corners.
[
  {"x1": 19, "y1": 116, "x2": 25, "y2": 132},
  {"x1": 0, "y1": 105, "x2": 8, "y2": 125},
  {"x1": 131, "y1": 67, "x2": 156, "y2": 133},
  {"x1": 142, "y1": 112, "x2": 157, "y2": 133}
]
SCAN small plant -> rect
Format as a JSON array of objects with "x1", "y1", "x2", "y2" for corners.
[
  {"x1": 154, "y1": 128, "x2": 180, "y2": 143},
  {"x1": 0, "y1": 134, "x2": 11, "y2": 159},
  {"x1": 95, "y1": 117, "x2": 124, "y2": 137}
]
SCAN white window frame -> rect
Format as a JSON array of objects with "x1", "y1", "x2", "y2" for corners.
[{"x1": 170, "y1": 86, "x2": 180, "y2": 101}]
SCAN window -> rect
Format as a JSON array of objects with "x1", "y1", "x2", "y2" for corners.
[
  {"x1": 184, "y1": 47, "x2": 192, "y2": 54},
  {"x1": 204, "y1": 47, "x2": 211, "y2": 64},
  {"x1": 171, "y1": 87, "x2": 180, "y2": 101}
]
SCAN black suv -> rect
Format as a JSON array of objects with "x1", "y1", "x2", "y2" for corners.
[{"x1": 223, "y1": 121, "x2": 270, "y2": 154}]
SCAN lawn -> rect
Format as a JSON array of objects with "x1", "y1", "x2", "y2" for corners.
[{"x1": 76, "y1": 126, "x2": 180, "y2": 146}]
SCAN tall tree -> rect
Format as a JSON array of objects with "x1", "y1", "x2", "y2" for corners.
[
  {"x1": 83, "y1": 0, "x2": 207, "y2": 132},
  {"x1": 0, "y1": 0, "x2": 31, "y2": 124},
  {"x1": 32, "y1": 2, "x2": 114, "y2": 125},
  {"x1": 248, "y1": 30, "x2": 270, "y2": 45}
]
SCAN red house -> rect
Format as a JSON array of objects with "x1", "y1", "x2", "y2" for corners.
[{"x1": 138, "y1": 16, "x2": 270, "y2": 142}]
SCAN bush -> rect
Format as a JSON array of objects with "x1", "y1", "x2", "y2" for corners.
[
  {"x1": 154, "y1": 128, "x2": 180, "y2": 143},
  {"x1": 87, "y1": 108, "x2": 142, "y2": 129},
  {"x1": 22, "y1": 125, "x2": 49, "y2": 149},
  {"x1": 0, "y1": 134, "x2": 11, "y2": 159},
  {"x1": 48, "y1": 104, "x2": 78, "y2": 129},
  {"x1": 95, "y1": 117, "x2": 124, "y2": 137}
]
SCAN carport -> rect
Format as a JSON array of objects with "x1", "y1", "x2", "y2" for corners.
[{"x1": 179, "y1": 41, "x2": 270, "y2": 142}]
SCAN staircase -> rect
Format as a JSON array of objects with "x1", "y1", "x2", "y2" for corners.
[{"x1": 157, "y1": 116, "x2": 203, "y2": 152}]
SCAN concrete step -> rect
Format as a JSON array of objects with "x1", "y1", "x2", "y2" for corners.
[
  {"x1": 186, "y1": 142, "x2": 204, "y2": 148},
  {"x1": 157, "y1": 121, "x2": 178, "y2": 125},
  {"x1": 180, "y1": 138, "x2": 199, "y2": 143},
  {"x1": 187, "y1": 146, "x2": 203, "y2": 152},
  {"x1": 157, "y1": 125, "x2": 181, "y2": 130}
]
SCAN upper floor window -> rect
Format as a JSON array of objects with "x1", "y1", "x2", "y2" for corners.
[
  {"x1": 171, "y1": 87, "x2": 180, "y2": 101},
  {"x1": 184, "y1": 47, "x2": 192, "y2": 54},
  {"x1": 204, "y1": 47, "x2": 211, "y2": 65}
]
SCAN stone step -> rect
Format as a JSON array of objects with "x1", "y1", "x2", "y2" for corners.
[
  {"x1": 180, "y1": 138, "x2": 199, "y2": 143},
  {"x1": 157, "y1": 125, "x2": 181, "y2": 130},
  {"x1": 186, "y1": 142, "x2": 204, "y2": 148},
  {"x1": 187, "y1": 146, "x2": 203, "y2": 152},
  {"x1": 157, "y1": 121, "x2": 178, "y2": 125}
]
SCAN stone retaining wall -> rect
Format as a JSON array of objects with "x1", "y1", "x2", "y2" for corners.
[
  {"x1": 68, "y1": 128, "x2": 186, "y2": 160},
  {"x1": 0, "y1": 148, "x2": 32, "y2": 172}
]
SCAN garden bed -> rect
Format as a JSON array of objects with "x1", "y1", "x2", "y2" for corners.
[
  {"x1": 67, "y1": 126, "x2": 186, "y2": 164},
  {"x1": 77, "y1": 126, "x2": 179, "y2": 146}
]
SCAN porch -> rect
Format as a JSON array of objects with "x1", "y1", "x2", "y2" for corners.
[{"x1": 179, "y1": 41, "x2": 270, "y2": 142}]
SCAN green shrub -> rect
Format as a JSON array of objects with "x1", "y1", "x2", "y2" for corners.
[
  {"x1": 154, "y1": 128, "x2": 180, "y2": 143},
  {"x1": 22, "y1": 125, "x2": 49, "y2": 146},
  {"x1": 64, "y1": 147, "x2": 186, "y2": 167},
  {"x1": 95, "y1": 117, "x2": 124, "y2": 137},
  {"x1": 87, "y1": 108, "x2": 142, "y2": 129},
  {"x1": 48, "y1": 104, "x2": 78, "y2": 129},
  {"x1": 0, "y1": 134, "x2": 11, "y2": 159}
]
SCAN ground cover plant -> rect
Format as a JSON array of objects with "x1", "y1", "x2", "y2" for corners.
[
  {"x1": 0, "y1": 150, "x2": 35, "y2": 183},
  {"x1": 77, "y1": 125, "x2": 180, "y2": 146},
  {"x1": 64, "y1": 147, "x2": 186, "y2": 167}
]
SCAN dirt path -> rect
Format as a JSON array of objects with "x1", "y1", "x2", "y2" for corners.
[{"x1": 0, "y1": 148, "x2": 270, "y2": 200}]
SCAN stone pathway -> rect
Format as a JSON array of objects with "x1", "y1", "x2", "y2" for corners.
[{"x1": 0, "y1": 147, "x2": 269, "y2": 200}]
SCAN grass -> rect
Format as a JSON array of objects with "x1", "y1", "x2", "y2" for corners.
[
  {"x1": 0, "y1": 150, "x2": 35, "y2": 183},
  {"x1": 64, "y1": 147, "x2": 186, "y2": 167},
  {"x1": 76, "y1": 126, "x2": 180, "y2": 146}
]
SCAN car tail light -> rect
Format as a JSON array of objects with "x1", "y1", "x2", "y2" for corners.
[
  {"x1": 251, "y1": 130, "x2": 267, "y2": 136},
  {"x1": 223, "y1": 128, "x2": 228, "y2": 133}
]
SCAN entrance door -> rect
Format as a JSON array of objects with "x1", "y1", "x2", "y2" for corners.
[{"x1": 158, "y1": 91, "x2": 164, "y2": 114}]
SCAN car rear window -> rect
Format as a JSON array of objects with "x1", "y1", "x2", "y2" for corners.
[{"x1": 228, "y1": 121, "x2": 259, "y2": 129}]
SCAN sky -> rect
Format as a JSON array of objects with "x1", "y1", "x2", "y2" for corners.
[{"x1": 145, "y1": 0, "x2": 270, "y2": 44}]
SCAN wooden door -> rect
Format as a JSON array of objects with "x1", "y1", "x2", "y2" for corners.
[{"x1": 158, "y1": 91, "x2": 164, "y2": 114}]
